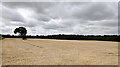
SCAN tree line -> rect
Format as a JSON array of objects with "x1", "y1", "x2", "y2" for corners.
[{"x1": 1, "y1": 34, "x2": 120, "y2": 42}]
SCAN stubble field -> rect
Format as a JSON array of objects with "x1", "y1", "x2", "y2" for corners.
[{"x1": 1, "y1": 38, "x2": 118, "y2": 65}]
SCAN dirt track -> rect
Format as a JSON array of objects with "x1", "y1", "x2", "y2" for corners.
[{"x1": 2, "y1": 38, "x2": 118, "y2": 65}]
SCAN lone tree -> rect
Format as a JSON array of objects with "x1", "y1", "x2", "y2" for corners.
[{"x1": 14, "y1": 27, "x2": 27, "y2": 40}]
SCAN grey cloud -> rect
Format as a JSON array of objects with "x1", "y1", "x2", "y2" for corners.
[
  {"x1": 33, "y1": 13, "x2": 51, "y2": 22},
  {"x1": 2, "y1": 6, "x2": 24, "y2": 22},
  {"x1": 87, "y1": 20, "x2": 118, "y2": 27},
  {"x1": 71, "y1": 3, "x2": 117, "y2": 21},
  {"x1": 2, "y1": 2, "x2": 55, "y2": 14},
  {"x1": 101, "y1": 20, "x2": 118, "y2": 27},
  {"x1": 105, "y1": 27, "x2": 118, "y2": 34},
  {"x1": 1, "y1": 2, "x2": 118, "y2": 35}
]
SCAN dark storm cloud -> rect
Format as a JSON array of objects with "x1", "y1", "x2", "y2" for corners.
[{"x1": 1, "y1": 2, "x2": 118, "y2": 35}]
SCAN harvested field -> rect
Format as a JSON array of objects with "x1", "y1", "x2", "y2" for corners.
[{"x1": 2, "y1": 38, "x2": 118, "y2": 65}]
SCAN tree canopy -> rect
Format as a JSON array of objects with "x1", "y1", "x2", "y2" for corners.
[{"x1": 14, "y1": 27, "x2": 27, "y2": 36}]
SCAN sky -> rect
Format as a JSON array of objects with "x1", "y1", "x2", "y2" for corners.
[{"x1": 0, "y1": 2, "x2": 118, "y2": 35}]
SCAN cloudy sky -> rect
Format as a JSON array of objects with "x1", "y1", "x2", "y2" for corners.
[{"x1": 0, "y1": 2, "x2": 118, "y2": 35}]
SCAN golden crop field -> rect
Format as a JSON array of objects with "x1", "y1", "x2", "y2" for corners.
[{"x1": 2, "y1": 38, "x2": 118, "y2": 65}]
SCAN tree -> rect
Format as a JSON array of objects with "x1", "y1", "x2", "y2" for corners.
[
  {"x1": 14, "y1": 27, "x2": 27, "y2": 36},
  {"x1": 14, "y1": 27, "x2": 27, "y2": 40}
]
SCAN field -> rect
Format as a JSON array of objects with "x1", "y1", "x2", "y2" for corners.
[{"x1": 1, "y1": 38, "x2": 118, "y2": 65}]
